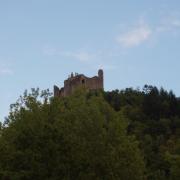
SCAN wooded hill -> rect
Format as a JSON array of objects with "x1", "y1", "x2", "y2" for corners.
[{"x1": 0, "y1": 85, "x2": 180, "y2": 179}]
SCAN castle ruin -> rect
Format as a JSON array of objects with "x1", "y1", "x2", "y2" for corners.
[{"x1": 54, "y1": 69, "x2": 104, "y2": 97}]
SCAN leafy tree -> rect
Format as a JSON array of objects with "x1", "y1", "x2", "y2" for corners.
[
  {"x1": 104, "y1": 85, "x2": 180, "y2": 180},
  {"x1": 0, "y1": 89, "x2": 145, "y2": 180}
]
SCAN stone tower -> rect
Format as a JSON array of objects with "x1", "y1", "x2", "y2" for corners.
[{"x1": 54, "y1": 69, "x2": 104, "y2": 97}]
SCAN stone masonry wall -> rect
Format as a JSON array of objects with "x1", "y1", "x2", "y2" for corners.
[{"x1": 54, "y1": 69, "x2": 103, "y2": 97}]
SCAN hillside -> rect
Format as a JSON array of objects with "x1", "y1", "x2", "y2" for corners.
[{"x1": 0, "y1": 86, "x2": 180, "y2": 180}]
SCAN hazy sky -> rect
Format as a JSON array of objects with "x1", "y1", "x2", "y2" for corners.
[{"x1": 1, "y1": 0, "x2": 180, "y2": 120}]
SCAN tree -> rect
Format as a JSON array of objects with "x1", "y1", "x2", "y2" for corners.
[{"x1": 0, "y1": 89, "x2": 146, "y2": 180}]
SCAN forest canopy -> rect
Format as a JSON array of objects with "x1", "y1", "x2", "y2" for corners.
[{"x1": 0, "y1": 85, "x2": 180, "y2": 180}]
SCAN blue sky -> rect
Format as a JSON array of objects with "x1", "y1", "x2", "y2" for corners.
[{"x1": 1, "y1": 0, "x2": 180, "y2": 121}]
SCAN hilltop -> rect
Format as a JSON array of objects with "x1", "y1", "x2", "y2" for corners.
[{"x1": 0, "y1": 85, "x2": 180, "y2": 179}]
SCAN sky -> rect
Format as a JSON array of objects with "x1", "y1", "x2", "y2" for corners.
[{"x1": 1, "y1": 0, "x2": 180, "y2": 121}]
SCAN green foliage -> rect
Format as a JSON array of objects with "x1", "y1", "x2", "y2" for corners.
[
  {"x1": 104, "y1": 85, "x2": 180, "y2": 180},
  {"x1": 1, "y1": 84, "x2": 180, "y2": 179},
  {"x1": 0, "y1": 89, "x2": 145, "y2": 180}
]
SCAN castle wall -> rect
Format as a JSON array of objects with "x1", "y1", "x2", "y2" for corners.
[
  {"x1": 85, "y1": 76, "x2": 103, "y2": 90},
  {"x1": 54, "y1": 69, "x2": 103, "y2": 97}
]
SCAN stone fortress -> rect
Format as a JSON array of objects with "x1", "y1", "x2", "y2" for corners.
[{"x1": 54, "y1": 69, "x2": 104, "y2": 97}]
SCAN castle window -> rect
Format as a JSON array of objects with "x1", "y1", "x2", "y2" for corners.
[{"x1": 82, "y1": 79, "x2": 85, "y2": 84}]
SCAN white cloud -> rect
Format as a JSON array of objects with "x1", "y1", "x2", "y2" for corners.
[
  {"x1": 156, "y1": 15, "x2": 180, "y2": 32},
  {"x1": 116, "y1": 14, "x2": 180, "y2": 48},
  {"x1": 43, "y1": 46, "x2": 95, "y2": 62},
  {"x1": 172, "y1": 19, "x2": 180, "y2": 27},
  {"x1": 61, "y1": 51, "x2": 93, "y2": 62},
  {"x1": 73, "y1": 52, "x2": 92, "y2": 62},
  {"x1": 0, "y1": 68, "x2": 13, "y2": 75},
  {"x1": 116, "y1": 21, "x2": 152, "y2": 48},
  {"x1": 43, "y1": 13, "x2": 180, "y2": 66}
]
